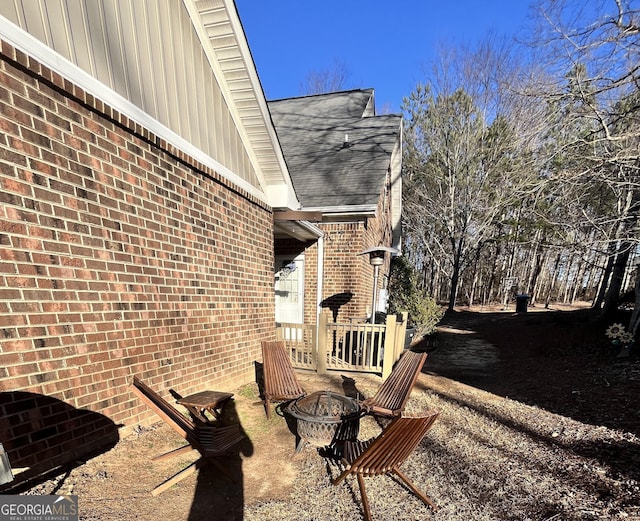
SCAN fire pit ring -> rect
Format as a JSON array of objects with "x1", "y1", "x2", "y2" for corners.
[{"x1": 287, "y1": 391, "x2": 361, "y2": 449}]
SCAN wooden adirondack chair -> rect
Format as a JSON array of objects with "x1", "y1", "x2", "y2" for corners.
[
  {"x1": 261, "y1": 340, "x2": 305, "y2": 419},
  {"x1": 332, "y1": 410, "x2": 441, "y2": 521},
  {"x1": 131, "y1": 377, "x2": 245, "y2": 495},
  {"x1": 360, "y1": 350, "x2": 427, "y2": 418}
]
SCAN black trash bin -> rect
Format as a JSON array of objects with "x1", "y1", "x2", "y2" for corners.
[
  {"x1": 404, "y1": 326, "x2": 417, "y2": 349},
  {"x1": 515, "y1": 294, "x2": 529, "y2": 313}
]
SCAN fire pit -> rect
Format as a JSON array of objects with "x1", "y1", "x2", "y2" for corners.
[{"x1": 287, "y1": 391, "x2": 361, "y2": 451}]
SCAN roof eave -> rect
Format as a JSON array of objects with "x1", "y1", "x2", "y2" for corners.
[
  {"x1": 302, "y1": 205, "x2": 378, "y2": 217},
  {"x1": 184, "y1": 0, "x2": 300, "y2": 209}
]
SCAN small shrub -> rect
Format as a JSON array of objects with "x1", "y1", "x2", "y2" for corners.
[{"x1": 387, "y1": 256, "x2": 444, "y2": 337}]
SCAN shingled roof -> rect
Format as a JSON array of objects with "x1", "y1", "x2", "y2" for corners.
[{"x1": 268, "y1": 89, "x2": 402, "y2": 209}]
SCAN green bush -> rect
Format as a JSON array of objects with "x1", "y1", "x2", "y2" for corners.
[{"x1": 387, "y1": 256, "x2": 443, "y2": 337}]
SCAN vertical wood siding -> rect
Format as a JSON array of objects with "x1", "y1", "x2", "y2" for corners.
[{"x1": 1, "y1": 0, "x2": 260, "y2": 188}]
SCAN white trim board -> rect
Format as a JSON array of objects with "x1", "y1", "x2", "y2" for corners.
[{"x1": 0, "y1": 14, "x2": 268, "y2": 205}]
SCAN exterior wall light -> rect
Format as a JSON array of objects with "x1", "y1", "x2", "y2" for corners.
[{"x1": 359, "y1": 246, "x2": 399, "y2": 323}]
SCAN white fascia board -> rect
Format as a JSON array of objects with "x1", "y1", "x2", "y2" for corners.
[
  {"x1": 0, "y1": 14, "x2": 268, "y2": 204},
  {"x1": 302, "y1": 205, "x2": 378, "y2": 217},
  {"x1": 266, "y1": 183, "x2": 302, "y2": 211},
  {"x1": 183, "y1": 0, "x2": 299, "y2": 208},
  {"x1": 297, "y1": 221, "x2": 323, "y2": 238}
]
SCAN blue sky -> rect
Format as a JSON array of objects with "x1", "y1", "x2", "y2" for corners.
[{"x1": 235, "y1": 1, "x2": 534, "y2": 113}]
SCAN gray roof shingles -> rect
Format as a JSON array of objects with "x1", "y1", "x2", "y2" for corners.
[{"x1": 268, "y1": 89, "x2": 401, "y2": 208}]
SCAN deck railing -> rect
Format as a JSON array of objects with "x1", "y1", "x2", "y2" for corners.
[
  {"x1": 275, "y1": 322, "x2": 317, "y2": 370},
  {"x1": 276, "y1": 312, "x2": 408, "y2": 379}
]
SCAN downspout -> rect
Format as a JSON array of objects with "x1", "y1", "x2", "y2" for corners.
[
  {"x1": 316, "y1": 234, "x2": 324, "y2": 326},
  {"x1": 294, "y1": 221, "x2": 324, "y2": 326}
]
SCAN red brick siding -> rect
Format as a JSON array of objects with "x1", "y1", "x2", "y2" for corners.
[
  {"x1": 0, "y1": 41, "x2": 275, "y2": 483},
  {"x1": 318, "y1": 222, "x2": 366, "y2": 321},
  {"x1": 0, "y1": 390, "x2": 119, "y2": 484},
  {"x1": 303, "y1": 241, "x2": 319, "y2": 323},
  {"x1": 274, "y1": 174, "x2": 394, "y2": 324},
  {"x1": 320, "y1": 177, "x2": 393, "y2": 321}
]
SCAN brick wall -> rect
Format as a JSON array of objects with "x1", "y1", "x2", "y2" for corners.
[
  {"x1": 302, "y1": 241, "x2": 319, "y2": 323},
  {"x1": 0, "y1": 41, "x2": 275, "y2": 485},
  {"x1": 319, "y1": 222, "x2": 367, "y2": 320},
  {"x1": 274, "y1": 173, "x2": 394, "y2": 325},
  {"x1": 0, "y1": 391, "x2": 119, "y2": 484},
  {"x1": 320, "y1": 174, "x2": 394, "y2": 322}
]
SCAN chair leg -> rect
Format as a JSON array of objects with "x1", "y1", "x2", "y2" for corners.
[
  {"x1": 151, "y1": 458, "x2": 206, "y2": 496},
  {"x1": 331, "y1": 467, "x2": 349, "y2": 486},
  {"x1": 152, "y1": 444, "x2": 195, "y2": 461},
  {"x1": 294, "y1": 435, "x2": 307, "y2": 453},
  {"x1": 356, "y1": 474, "x2": 373, "y2": 521},
  {"x1": 393, "y1": 467, "x2": 438, "y2": 512},
  {"x1": 264, "y1": 398, "x2": 271, "y2": 419}
]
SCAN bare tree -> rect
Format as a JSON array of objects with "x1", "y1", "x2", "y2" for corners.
[
  {"x1": 402, "y1": 39, "x2": 542, "y2": 310},
  {"x1": 298, "y1": 58, "x2": 353, "y2": 95},
  {"x1": 526, "y1": 0, "x2": 640, "y2": 326}
]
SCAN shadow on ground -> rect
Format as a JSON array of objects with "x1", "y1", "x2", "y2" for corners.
[
  {"x1": 419, "y1": 308, "x2": 640, "y2": 437},
  {"x1": 187, "y1": 401, "x2": 254, "y2": 521}
]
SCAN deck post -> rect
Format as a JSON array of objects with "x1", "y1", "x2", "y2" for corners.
[
  {"x1": 381, "y1": 313, "x2": 397, "y2": 379},
  {"x1": 395, "y1": 312, "x2": 409, "y2": 360},
  {"x1": 317, "y1": 312, "x2": 328, "y2": 374}
]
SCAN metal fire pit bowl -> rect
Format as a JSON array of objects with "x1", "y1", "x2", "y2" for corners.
[{"x1": 287, "y1": 391, "x2": 361, "y2": 449}]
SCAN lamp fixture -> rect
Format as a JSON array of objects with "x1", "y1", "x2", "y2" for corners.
[
  {"x1": 358, "y1": 246, "x2": 399, "y2": 323},
  {"x1": 359, "y1": 246, "x2": 399, "y2": 266}
]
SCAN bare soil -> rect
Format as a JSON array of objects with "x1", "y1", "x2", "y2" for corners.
[{"x1": 18, "y1": 304, "x2": 640, "y2": 520}]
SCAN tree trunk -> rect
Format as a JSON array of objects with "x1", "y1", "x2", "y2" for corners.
[
  {"x1": 448, "y1": 238, "x2": 464, "y2": 311},
  {"x1": 468, "y1": 246, "x2": 483, "y2": 306},
  {"x1": 570, "y1": 260, "x2": 585, "y2": 303},
  {"x1": 530, "y1": 240, "x2": 546, "y2": 305},
  {"x1": 448, "y1": 258, "x2": 461, "y2": 311},
  {"x1": 526, "y1": 229, "x2": 542, "y2": 300},
  {"x1": 629, "y1": 272, "x2": 640, "y2": 336},
  {"x1": 545, "y1": 252, "x2": 562, "y2": 308},
  {"x1": 594, "y1": 242, "x2": 617, "y2": 310},
  {"x1": 487, "y1": 229, "x2": 503, "y2": 303},
  {"x1": 562, "y1": 254, "x2": 575, "y2": 303},
  {"x1": 601, "y1": 242, "x2": 633, "y2": 321}
]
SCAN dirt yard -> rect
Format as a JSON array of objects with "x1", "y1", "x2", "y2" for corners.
[
  {"x1": 429, "y1": 303, "x2": 640, "y2": 437},
  {"x1": 19, "y1": 304, "x2": 640, "y2": 520}
]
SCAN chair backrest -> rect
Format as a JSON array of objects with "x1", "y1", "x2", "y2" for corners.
[
  {"x1": 261, "y1": 340, "x2": 305, "y2": 400},
  {"x1": 131, "y1": 376, "x2": 196, "y2": 442},
  {"x1": 348, "y1": 410, "x2": 440, "y2": 477},
  {"x1": 366, "y1": 350, "x2": 427, "y2": 414}
]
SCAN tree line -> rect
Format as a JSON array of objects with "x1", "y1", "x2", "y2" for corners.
[{"x1": 401, "y1": 0, "x2": 640, "y2": 332}]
